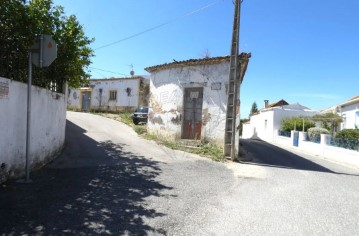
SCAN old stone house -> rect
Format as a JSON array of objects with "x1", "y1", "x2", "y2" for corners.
[{"x1": 144, "y1": 55, "x2": 250, "y2": 146}]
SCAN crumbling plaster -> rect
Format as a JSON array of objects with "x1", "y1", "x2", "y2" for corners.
[{"x1": 148, "y1": 62, "x2": 230, "y2": 145}]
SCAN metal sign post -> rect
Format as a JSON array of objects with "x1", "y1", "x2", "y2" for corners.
[
  {"x1": 19, "y1": 35, "x2": 57, "y2": 183},
  {"x1": 24, "y1": 52, "x2": 33, "y2": 183}
]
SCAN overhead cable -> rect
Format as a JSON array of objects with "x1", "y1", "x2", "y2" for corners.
[
  {"x1": 94, "y1": 0, "x2": 224, "y2": 50},
  {"x1": 89, "y1": 66, "x2": 129, "y2": 76}
]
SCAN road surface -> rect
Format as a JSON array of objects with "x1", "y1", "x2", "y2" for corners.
[{"x1": 1, "y1": 111, "x2": 358, "y2": 235}]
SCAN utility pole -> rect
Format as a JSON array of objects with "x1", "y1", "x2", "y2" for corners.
[{"x1": 224, "y1": 0, "x2": 242, "y2": 161}]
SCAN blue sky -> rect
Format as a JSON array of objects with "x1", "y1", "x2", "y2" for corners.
[{"x1": 54, "y1": 0, "x2": 358, "y2": 118}]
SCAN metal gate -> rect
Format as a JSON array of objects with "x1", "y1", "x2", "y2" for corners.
[{"x1": 182, "y1": 87, "x2": 203, "y2": 139}]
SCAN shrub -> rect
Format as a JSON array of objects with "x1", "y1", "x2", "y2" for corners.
[
  {"x1": 336, "y1": 129, "x2": 359, "y2": 140},
  {"x1": 281, "y1": 117, "x2": 315, "y2": 132},
  {"x1": 312, "y1": 113, "x2": 343, "y2": 135},
  {"x1": 307, "y1": 127, "x2": 330, "y2": 139}
]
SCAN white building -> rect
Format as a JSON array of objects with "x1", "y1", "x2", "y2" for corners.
[
  {"x1": 144, "y1": 55, "x2": 250, "y2": 147},
  {"x1": 68, "y1": 76, "x2": 146, "y2": 111},
  {"x1": 321, "y1": 95, "x2": 359, "y2": 130},
  {"x1": 242, "y1": 100, "x2": 318, "y2": 142}
]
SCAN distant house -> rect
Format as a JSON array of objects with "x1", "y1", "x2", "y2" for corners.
[
  {"x1": 144, "y1": 54, "x2": 250, "y2": 146},
  {"x1": 67, "y1": 76, "x2": 148, "y2": 111},
  {"x1": 242, "y1": 99, "x2": 318, "y2": 142},
  {"x1": 321, "y1": 95, "x2": 359, "y2": 130}
]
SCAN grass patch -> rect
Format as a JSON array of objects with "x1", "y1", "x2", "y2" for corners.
[
  {"x1": 118, "y1": 112, "x2": 133, "y2": 126},
  {"x1": 192, "y1": 144, "x2": 225, "y2": 162},
  {"x1": 92, "y1": 111, "x2": 133, "y2": 126},
  {"x1": 133, "y1": 125, "x2": 147, "y2": 135},
  {"x1": 146, "y1": 135, "x2": 225, "y2": 162},
  {"x1": 143, "y1": 132, "x2": 157, "y2": 141}
]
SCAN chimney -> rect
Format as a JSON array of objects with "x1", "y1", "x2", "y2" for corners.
[{"x1": 264, "y1": 100, "x2": 269, "y2": 108}]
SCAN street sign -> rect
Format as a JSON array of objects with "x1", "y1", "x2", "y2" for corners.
[
  {"x1": 30, "y1": 35, "x2": 57, "y2": 68},
  {"x1": 22, "y1": 34, "x2": 57, "y2": 183}
]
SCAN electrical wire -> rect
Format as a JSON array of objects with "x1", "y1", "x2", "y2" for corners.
[
  {"x1": 94, "y1": 0, "x2": 224, "y2": 51},
  {"x1": 89, "y1": 66, "x2": 129, "y2": 77}
]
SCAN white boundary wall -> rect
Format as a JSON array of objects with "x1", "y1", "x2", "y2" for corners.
[
  {"x1": 268, "y1": 130, "x2": 359, "y2": 168},
  {"x1": 0, "y1": 77, "x2": 66, "y2": 179}
]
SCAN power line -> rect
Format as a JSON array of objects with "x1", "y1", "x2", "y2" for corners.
[
  {"x1": 94, "y1": 0, "x2": 224, "y2": 51},
  {"x1": 89, "y1": 66, "x2": 129, "y2": 77}
]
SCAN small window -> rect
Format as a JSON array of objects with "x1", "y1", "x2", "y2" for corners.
[{"x1": 109, "y1": 90, "x2": 117, "y2": 101}]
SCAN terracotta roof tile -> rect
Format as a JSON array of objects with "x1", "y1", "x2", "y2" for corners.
[
  {"x1": 90, "y1": 76, "x2": 145, "y2": 81},
  {"x1": 145, "y1": 53, "x2": 251, "y2": 73},
  {"x1": 267, "y1": 99, "x2": 288, "y2": 108}
]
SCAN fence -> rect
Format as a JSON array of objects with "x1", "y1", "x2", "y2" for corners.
[
  {"x1": 278, "y1": 130, "x2": 291, "y2": 138},
  {"x1": 270, "y1": 130, "x2": 359, "y2": 168},
  {"x1": 329, "y1": 137, "x2": 359, "y2": 152},
  {"x1": 306, "y1": 135, "x2": 321, "y2": 144}
]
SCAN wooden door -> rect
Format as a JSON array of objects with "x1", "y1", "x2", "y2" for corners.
[
  {"x1": 182, "y1": 87, "x2": 203, "y2": 139},
  {"x1": 81, "y1": 91, "x2": 91, "y2": 112}
]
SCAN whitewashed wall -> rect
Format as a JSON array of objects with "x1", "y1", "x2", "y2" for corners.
[
  {"x1": 90, "y1": 79, "x2": 139, "y2": 108},
  {"x1": 67, "y1": 78, "x2": 140, "y2": 110},
  {"x1": 340, "y1": 102, "x2": 359, "y2": 129},
  {"x1": 242, "y1": 108, "x2": 317, "y2": 142},
  {"x1": 0, "y1": 77, "x2": 66, "y2": 179},
  {"x1": 271, "y1": 132, "x2": 359, "y2": 168},
  {"x1": 148, "y1": 62, "x2": 233, "y2": 146}
]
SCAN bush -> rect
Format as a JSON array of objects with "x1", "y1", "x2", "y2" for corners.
[
  {"x1": 281, "y1": 117, "x2": 315, "y2": 132},
  {"x1": 336, "y1": 129, "x2": 359, "y2": 140},
  {"x1": 307, "y1": 127, "x2": 330, "y2": 139}
]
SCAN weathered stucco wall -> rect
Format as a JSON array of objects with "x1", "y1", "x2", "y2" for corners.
[
  {"x1": 0, "y1": 77, "x2": 66, "y2": 179},
  {"x1": 67, "y1": 87, "x2": 81, "y2": 109},
  {"x1": 148, "y1": 62, "x2": 232, "y2": 146}
]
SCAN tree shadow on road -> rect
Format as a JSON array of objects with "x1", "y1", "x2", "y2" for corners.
[
  {"x1": 240, "y1": 139, "x2": 359, "y2": 176},
  {"x1": 0, "y1": 120, "x2": 172, "y2": 235}
]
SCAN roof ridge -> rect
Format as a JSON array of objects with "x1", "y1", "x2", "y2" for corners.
[{"x1": 145, "y1": 53, "x2": 251, "y2": 73}]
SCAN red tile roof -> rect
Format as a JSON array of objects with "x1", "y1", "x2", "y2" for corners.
[
  {"x1": 144, "y1": 53, "x2": 251, "y2": 75},
  {"x1": 90, "y1": 76, "x2": 145, "y2": 81},
  {"x1": 267, "y1": 99, "x2": 289, "y2": 108}
]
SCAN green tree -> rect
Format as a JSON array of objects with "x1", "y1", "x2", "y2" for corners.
[
  {"x1": 249, "y1": 102, "x2": 258, "y2": 117},
  {"x1": 311, "y1": 113, "x2": 343, "y2": 135},
  {"x1": 0, "y1": 0, "x2": 94, "y2": 91},
  {"x1": 281, "y1": 117, "x2": 315, "y2": 132}
]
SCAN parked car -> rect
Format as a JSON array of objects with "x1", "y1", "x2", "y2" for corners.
[{"x1": 132, "y1": 107, "x2": 149, "y2": 125}]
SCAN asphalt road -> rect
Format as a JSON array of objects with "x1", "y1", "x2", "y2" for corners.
[{"x1": 1, "y1": 112, "x2": 358, "y2": 235}]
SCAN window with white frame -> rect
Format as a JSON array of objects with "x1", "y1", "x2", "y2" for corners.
[{"x1": 109, "y1": 90, "x2": 117, "y2": 101}]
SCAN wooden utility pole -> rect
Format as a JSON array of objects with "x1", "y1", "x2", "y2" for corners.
[{"x1": 224, "y1": 0, "x2": 242, "y2": 161}]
